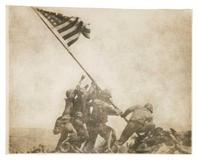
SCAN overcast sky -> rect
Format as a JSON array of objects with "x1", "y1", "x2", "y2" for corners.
[{"x1": 8, "y1": 6, "x2": 191, "y2": 134}]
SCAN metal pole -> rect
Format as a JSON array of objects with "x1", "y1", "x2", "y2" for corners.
[{"x1": 32, "y1": 7, "x2": 128, "y2": 123}]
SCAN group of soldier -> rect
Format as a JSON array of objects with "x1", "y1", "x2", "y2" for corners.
[{"x1": 53, "y1": 75, "x2": 157, "y2": 153}]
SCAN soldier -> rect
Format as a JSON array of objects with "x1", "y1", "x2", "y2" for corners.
[
  {"x1": 73, "y1": 83, "x2": 90, "y2": 121},
  {"x1": 117, "y1": 103, "x2": 154, "y2": 145},
  {"x1": 66, "y1": 75, "x2": 92, "y2": 121},
  {"x1": 53, "y1": 114, "x2": 77, "y2": 152},
  {"x1": 62, "y1": 75, "x2": 86, "y2": 117},
  {"x1": 87, "y1": 81, "x2": 100, "y2": 100},
  {"x1": 85, "y1": 90, "x2": 121, "y2": 152},
  {"x1": 69, "y1": 111, "x2": 89, "y2": 148},
  {"x1": 62, "y1": 89, "x2": 76, "y2": 116},
  {"x1": 98, "y1": 89, "x2": 112, "y2": 104}
]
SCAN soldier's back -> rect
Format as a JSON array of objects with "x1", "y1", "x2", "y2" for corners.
[{"x1": 130, "y1": 107, "x2": 152, "y2": 124}]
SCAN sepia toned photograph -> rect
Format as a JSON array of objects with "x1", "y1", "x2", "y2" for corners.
[{"x1": 7, "y1": 6, "x2": 192, "y2": 154}]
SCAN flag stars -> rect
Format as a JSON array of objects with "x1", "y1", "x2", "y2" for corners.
[
  {"x1": 55, "y1": 18, "x2": 60, "y2": 23},
  {"x1": 37, "y1": 9, "x2": 90, "y2": 46},
  {"x1": 49, "y1": 19, "x2": 58, "y2": 26},
  {"x1": 53, "y1": 17, "x2": 61, "y2": 24}
]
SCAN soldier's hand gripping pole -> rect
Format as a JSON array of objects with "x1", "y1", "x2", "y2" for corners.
[
  {"x1": 109, "y1": 100, "x2": 129, "y2": 123},
  {"x1": 94, "y1": 83, "x2": 129, "y2": 123}
]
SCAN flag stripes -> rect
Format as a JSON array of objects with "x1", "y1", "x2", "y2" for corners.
[
  {"x1": 62, "y1": 22, "x2": 83, "y2": 40},
  {"x1": 58, "y1": 17, "x2": 79, "y2": 33},
  {"x1": 37, "y1": 8, "x2": 90, "y2": 46}
]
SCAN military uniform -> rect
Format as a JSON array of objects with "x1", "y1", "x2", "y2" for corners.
[
  {"x1": 73, "y1": 85, "x2": 90, "y2": 121},
  {"x1": 62, "y1": 89, "x2": 76, "y2": 116},
  {"x1": 118, "y1": 103, "x2": 154, "y2": 145},
  {"x1": 85, "y1": 99, "x2": 119, "y2": 152},
  {"x1": 61, "y1": 88, "x2": 90, "y2": 150},
  {"x1": 53, "y1": 115, "x2": 77, "y2": 152},
  {"x1": 69, "y1": 112, "x2": 89, "y2": 148}
]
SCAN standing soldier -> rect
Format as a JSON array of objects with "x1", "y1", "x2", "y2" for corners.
[
  {"x1": 73, "y1": 83, "x2": 90, "y2": 121},
  {"x1": 85, "y1": 90, "x2": 122, "y2": 152},
  {"x1": 117, "y1": 103, "x2": 155, "y2": 145},
  {"x1": 59, "y1": 75, "x2": 90, "y2": 151},
  {"x1": 62, "y1": 75, "x2": 90, "y2": 119},
  {"x1": 87, "y1": 81, "x2": 99, "y2": 100},
  {"x1": 62, "y1": 89, "x2": 76, "y2": 116}
]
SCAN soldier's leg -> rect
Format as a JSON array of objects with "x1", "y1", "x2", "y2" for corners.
[
  {"x1": 84, "y1": 133, "x2": 98, "y2": 152},
  {"x1": 138, "y1": 122, "x2": 155, "y2": 133},
  {"x1": 55, "y1": 133, "x2": 68, "y2": 151},
  {"x1": 98, "y1": 124, "x2": 116, "y2": 152},
  {"x1": 84, "y1": 123, "x2": 98, "y2": 152},
  {"x1": 110, "y1": 129, "x2": 117, "y2": 147},
  {"x1": 118, "y1": 122, "x2": 137, "y2": 145},
  {"x1": 72, "y1": 118, "x2": 89, "y2": 147},
  {"x1": 56, "y1": 122, "x2": 76, "y2": 152}
]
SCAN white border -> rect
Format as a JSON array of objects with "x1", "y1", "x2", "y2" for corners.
[
  {"x1": 1, "y1": 0, "x2": 197, "y2": 160},
  {"x1": 3, "y1": 0, "x2": 197, "y2": 9}
]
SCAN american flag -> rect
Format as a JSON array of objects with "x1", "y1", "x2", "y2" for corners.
[{"x1": 37, "y1": 8, "x2": 90, "y2": 46}]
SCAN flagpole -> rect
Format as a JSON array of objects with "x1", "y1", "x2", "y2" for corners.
[
  {"x1": 32, "y1": 7, "x2": 95, "y2": 82},
  {"x1": 32, "y1": 7, "x2": 128, "y2": 123}
]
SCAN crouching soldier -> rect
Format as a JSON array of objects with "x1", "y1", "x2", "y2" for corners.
[
  {"x1": 117, "y1": 103, "x2": 155, "y2": 145},
  {"x1": 53, "y1": 114, "x2": 77, "y2": 152}
]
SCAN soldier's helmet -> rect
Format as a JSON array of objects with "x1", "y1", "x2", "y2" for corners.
[
  {"x1": 144, "y1": 103, "x2": 153, "y2": 113},
  {"x1": 66, "y1": 89, "x2": 75, "y2": 98}
]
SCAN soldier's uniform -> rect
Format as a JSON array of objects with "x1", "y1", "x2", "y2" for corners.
[
  {"x1": 62, "y1": 89, "x2": 76, "y2": 116},
  {"x1": 118, "y1": 103, "x2": 154, "y2": 145},
  {"x1": 87, "y1": 82, "x2": 99, "y2": 100},
  {"x1": 55, "y1": 76, "x2": 90, "y2": 152},
  {"x1": 61, "y1": 89, "x2": 89, "y2": 150},
  {"x1": 53, "y1": 115, "x2": 77, "y2": 152},
  {"x1": 73, "y1": 85, "x2": 90, "y2": 122},
  {"x1": 85, "y1": 99, "x2": 120, "y2": 152},
  {"x1": 69, "y1": 112, "x2": 89, "y2": 148},
  {"x1": 62, "y1": 84, "x2": 90, "y2": 118}
]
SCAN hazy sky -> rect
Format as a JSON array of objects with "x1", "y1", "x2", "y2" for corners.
[{"x1": 8, "y1": 6, "x2": 191, "y2": 134}]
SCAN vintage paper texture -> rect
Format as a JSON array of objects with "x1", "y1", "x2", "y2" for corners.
[{"x1": 7, "y1": 6, "x2": 191, "y2": 153}]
